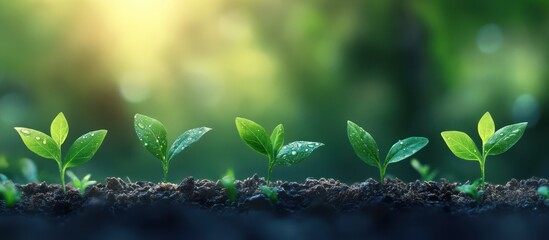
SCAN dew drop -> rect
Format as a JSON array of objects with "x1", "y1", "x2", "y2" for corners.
[
  {"x1": 305, "y1": 149, "x2": 309, "y2": 152},
  {"x1": 35, "y1": 136, "x2": 40, "y2": 140},
  {"x1": 138, "y1": 123, "x2": 145, "y2": 129},
  {"x1": 399, "y1": 141, "x2": 404, "y2": 145},
  {"x1": 315, "y1": 143, "x2": 320, "y2": 146},
  {"x1": 188, "y1": 137, "x2": 193, "y2": 141},
  {"x1": 291, "y1": 151, "x2": 297, "y2": 155},
  {"x1": 20, "y1": 129, "x2": 31, "y2": 135},
  {"x1": 308, "y1": 144, "x2": 314, "y2": 148},
  {"x1": 298, "y1": 143, "x2": 302, "y2": 147},
  {"x1": 91, "y1": 133, "x2": 95, "y2": 137},
  {"x1": 500, "y1": 133, "x2": 504, "y2": 136},
  {"x1": 156, "y1": 139, "x2": 159, "y2": 143},
  {"x1": 42, "y1": 139, "x2": 46, "y2": 144},
  {"x1": 148, "y1": 125, "x2": 152, "y2": 128},
  {"x1": 144, "y1": 143, "x2": 148, "y2": 146}
]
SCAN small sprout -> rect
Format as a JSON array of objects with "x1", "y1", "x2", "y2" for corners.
[
  {"x1": 14, "y1": 112, "x2": 107, "y2": 192},
  {"x1": 410, "y1": 158, "x2": 438, "y2": 181},
  {"x1": 235, "y1": 117, "x2": 324, "y2": 184},
  {"x1": 537, "y1": 186, "x2": 549, "y2": 203},
  {"x1": 66, "y1": 171, "x2": 96, "y2": 196},
  {"x1": 134, "y1": 114, "x2": 211, "y2": 182},
  {"x1": 0, "y1": 177, "x2": 21, "y2": 208},
  {"x1": 260, "y1": 185, "x2": 279, "y2": 203},
  {"x1": 456, "y1": 180, "x2": 483, "y2": 200},
  {"x1": 347, "y1": 121, "x2": 429, "y2": 184},
  {"x1": 220, "y1": 169, "x2": 237, "y2": 203},
  {"x1": 441, "y1": 112, "x2": 527, "y2": 189}
]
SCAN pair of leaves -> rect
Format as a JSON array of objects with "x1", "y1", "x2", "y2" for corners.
[
  {"x1": 410, "y1": 159, "x2": 438, "y2": 181},
  {"x1": 235, "y1": 117, "x2": 323, "y2": 167},
  {"x1": 441, "y1": 112, "x2": 527, "y2": 161},
  {"x1": 347, "y1": 121, "x2": 429, "y2": 169},
  {"x1": 134, "y1": 114, "x2": 211, "y2": 165},
  {"x1": 14, "y1": 112, "x2": 107, "y2": 170},
  {"x1": 66, "y1": 171, "x2": 96, "y2": 196}
]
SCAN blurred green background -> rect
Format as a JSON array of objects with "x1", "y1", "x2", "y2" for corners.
[{"x1": 0, "y1": 0, "x2": 547, "y2": 184}]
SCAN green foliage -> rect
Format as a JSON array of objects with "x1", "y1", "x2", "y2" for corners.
[
  {"x1": 134, "y1": 114, "x2": 211, "y2": 182},
  {"x1": 66, "y1": 171, "x2": 96, "y2": 196},
  {"x1": 537, "y1": 186, "x2": 549, "y2": 203},
  {"x1": 14, "y1": 112, "x2": 107, "y2": 192},
  {"x1": 0, "y1": 177, "x2": 20, "y2": 208},
  {"x1": 410, "y1": 159, "x2": 438, "y2": 181},
  {"x1": 20, "y1": 158, "x2": 38, "y2": 182},
  {"x1": 456, "y1": 180, "x2": 482, "y2": 200},
  {"x1": 220, "y1": 169, "x2": 237, "y2": 203},
  {"x1": 347, "y1": 121, "x2": 429, "y2": 184},
  {"x1": 235, "y1": 117, "x2": 323, "y2": 184},
  {"x1": 441, "y1": 112, "x2": 527, "y2": 189},
  {"x1": 260, "y1": 185, "x2": 279, "y2": 203}
]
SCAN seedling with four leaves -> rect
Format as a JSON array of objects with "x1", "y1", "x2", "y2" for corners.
[
  {"x1": 134, "y1": 114, "x2": 211, "y2": 182},
  {"x1": 347, "y1": 121, "x2": 429, "y2": 184},
  {"x1": 235, "y1": 117, "x2": 324, "y2": 184},
  {"x1": 14, "y1": 112, "x2": 107, "y2": 192},
  {"x1": 66, "y1": 171, "x2": 97, "y2": 196},
  {"x1": 441, "y1": 112, "x2": 527, "y2": 189}
]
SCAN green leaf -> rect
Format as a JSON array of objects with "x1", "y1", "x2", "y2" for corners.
[
  {"x1": 167, "y1": 127, "x2": 212, "y2": 161},
  {"x1": 347, "y1": 121, "x2": 380, "y2": 167},
  {"x1": 14, "y1": 127, "x2": 60, "y2": 163},
  {"x1": 441, "y1": 131, "x2": 482, "y2": 161},
  {"x1": 135, "y1": 114, "x2": 168, "y2": 161},
  {"x1": 51, "y1": 112, "x2": 69, "y2": 147},
  {"x1": 235, "y1": 117, "x2": 272, "y2": 157},
  {"x1": 478, "y1": 112, "x2": 495, "y2": 145},
  {"x1": 410, "y1": 158, "x2": 428, "y2": 175},
  {"x1": 63, "y1": 130, "x2": 107, "y2": 168},
  {"x1": 20, "y1": 158, "x2": 38, "y2": 182},
  {"x1": 275, "y1": 141, "x2": 323, "y2": 166},
  {"x1": 385, "y1": 137, "x2": 429, "y2": 165},
  {"x1": 484, "y1": 122, "x2": 527, "y2": 156},
  {"x1": 270, "y1": 124, "x2": 284, "y2": 155}
]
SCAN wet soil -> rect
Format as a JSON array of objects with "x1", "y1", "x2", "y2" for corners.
[{"x1": 1, "y1": 176, "x2": 548, "y2": 240}]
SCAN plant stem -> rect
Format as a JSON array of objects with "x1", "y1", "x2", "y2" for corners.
[
  {"x1": 379, "y1": 163, "x2": 385, "y2": 184},
  {"x1": 59, "y1": 165, "x2": 66, "y2": 192},
  {"x1": 163, "y1": 164, "x2": 169, "y2": 183},
  {"x1": 480, "y1": 159, "x2": 486, "y2": 190},
  {"x1": 266, "y1": 158, "x2": 273, "y2": 185}
]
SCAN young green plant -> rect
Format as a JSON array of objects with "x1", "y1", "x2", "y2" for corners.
[
  {"x1": 66, "y1": 171, "x2": 96, "y2": 196},
  {"x1": 235, "y1": 117, "x2": 324, "y2": 184},
  {"x1": 410, "y1": 158, "x2": 438, "y2": 181},
  {"x1": 456, "y1": 180, "x2": 482, "y2": 200},
  {"x1": 537, "y1": 186, "x2": 549, "y2": 203},
  {"x1": 0, "y1": 176, "x2": 20, "y2": 208},
  {"x1": 220, "y1": 169, "x2": 237, "y2": 203},
  {"x1": 441, "y1": 112, "x2": 527, "y2": 189},
  {"x1": 347, "y1": 121, "x2": 429, "y2": 184},
  {"x1": 14, "y1": 112, "x2": 107, "y2": 192},
  {"x1": 134, "y1": 114, "x2": 211, "y2": 182},
  {"x1": 260, "y1": 185, "x2": 279, "y2": 203}
]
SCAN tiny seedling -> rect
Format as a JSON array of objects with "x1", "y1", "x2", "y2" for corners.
[
  {"x1": 260, "y1": 185, "x2": 279, "y2": 203},
  {"x1": 347, "y1": 121, "x2": 429, "y2": 184},
  {"x1": 235, "y1": 117, "x2": 324, "y2": 184},
  {"x1": 15, "y1": 112, "x2": 107, "y2": 192},
  {"x1": 456, "y1": 180, "x2": 482, "y2": 200},
  {"x1": 220, "y1": 169, "x2": 237, "y2": 203},
  {"x1": 66, "y1": 171, "x2": 96, "y2": 196},
  {"x1": 0, "y1": 177, "x2": 20, "y2": 208},
  {"x1": 134, "y1": 114, "x2": 211, "y2": 182},
  {"x1": 441, "y1": 112, "x2": 527, "y2": 189},
  {"x1": 410, "y1": 158, "x2": 438, "y2": 181},
  {"x1": 537, "y1": 186, "x2": 549, "y2": 203}
]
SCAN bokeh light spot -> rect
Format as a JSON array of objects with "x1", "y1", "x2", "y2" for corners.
[
  {"x1": 477, "y1": 23, "x2": 503, "y2": 54},
  {"x1": 512, "y1": 94, "x2": 540, "y2": 127}
]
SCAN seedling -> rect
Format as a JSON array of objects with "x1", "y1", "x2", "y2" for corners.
[
  {"x1": 260, "y1": 185, "x2": 278, "y2": 203},
  {"x1": 235, "y1": 117, "x2": 324, "y2": 184},
  {"x1": 15, "y1": 112, "x2": 107, "y2": 192},
  {"x1": 347, "y1": 121, "x2": 429, "y2": 184},
  {"x1": 456, "y1": 180, "x2": 482, "y2": 200},
  {"x1": 20, "y1": 158, "x2": 38, "y2": 183},
  {"x1": 410, "y1": 158, "x2": 438, "y2": 181},
  {"x1": 0, "y1": 177, "x2": 20, "y2": 208},
  {"x1": 220, "y1": 169, "x2": 237, "y2": 203},
  {"x1": 441, "y1": 112, "x2": 527, "y2": 189},
  {"x1": 134, "y1": 114, "x2": 211, "y2": 182},
  {"x1": 66, "y1": 171, "x2": 96, "y2": 196},
  {"x1": 537, "y1": 186, "x2": 549, "y2": 203}
]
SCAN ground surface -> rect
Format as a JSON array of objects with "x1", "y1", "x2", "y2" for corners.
[{"x1": 1, "y1": 176, "x2": 548, "y2": 240}]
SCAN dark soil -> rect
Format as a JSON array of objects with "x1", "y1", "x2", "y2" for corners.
[{"x1": 1, "y1": 176, "x2": 548, "y2": 240}]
